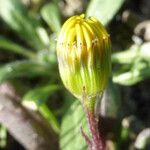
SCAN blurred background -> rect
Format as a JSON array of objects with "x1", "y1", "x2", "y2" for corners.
[{"x1": 0, "y1": 0, "x2": 150, "y2": 150}]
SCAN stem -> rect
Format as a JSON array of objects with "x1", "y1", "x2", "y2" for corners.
[
  {"x1": 86, "y1": 108, "x2": 105, "y2": 150},
  {"x1": 81, "y1": 87, "x2": 105, "y2": 150}
]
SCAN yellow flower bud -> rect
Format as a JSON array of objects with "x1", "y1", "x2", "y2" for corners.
[{"x1": 57, "y1": 14, "x2": 111, "y2": 101}]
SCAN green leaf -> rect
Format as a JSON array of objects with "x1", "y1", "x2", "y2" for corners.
[
  {"x1": 41, "y1": 3, "x2": 61, "y2": 33},
  {"x1": 39, "y1": 104, "x2": 60, "y2": 133},
  {"x1": 112, "y1": 43, "x2": 150, "y2": 65},
  {"x1": 0, "y1": 0, "x2": 46, "y2": 50},
  {"x1": 113, "y1": 67, "x2": 150, "y2": 86},
  {"x1": 22, "y1": 85, "x2": 61, "y2": 133},
  {"x1": 60, "y1": 101, "x2": 88, "y2": 150},
  {"x1": 100, "y1": 81, "x2": 121, "y2": 118},
  {"x1": 111, "y1": 45, "x2": 139, "y2": 64},
  {"x1": 22, "y1": 84, "x2": 61, "y2": 109},
  {"x1": 0, "y1": 60, "x2": 50, "y2": 83},
  {"x1": 112, "y1": 43, "x2": 150, "y2": 85},
  {"x1": 0, "y1": 37, "x2": 35, "y2": 58},
  {"x1": 86, "y1": 0, "x2": 125, "y2": 25},
  {"x1": 134, "y1": 128, "x2": 150, "y2": 149},
  {"x1": 0, "y1": 125, "x2": 7, "y2": 148}
]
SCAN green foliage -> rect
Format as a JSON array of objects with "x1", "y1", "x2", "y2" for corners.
[
  {"x1": 134, "y1": 128, "x2": 150, "y2": 149},
  {"x1": 41, "y1": 3, "x2": 61, "y2": 33},
  {"x1": 0, "y1": 0, "x2": 47, "y2": 50},
  {"x1": 112, "y1": 43, "x2": 150, "y2": 85},
  {"x1": 0, "y1": 36, "x2": 35, "y2": 58},
  {"x1": 39, "y1": 104, "x2": 60, "y2": 133},
  {"x1": 0, "y1": 0, "x2": 150, "y2": 149},
  {"x1": 60, "y1": 101, "x2": 88, "y2": 150},
  {"x1": 22, "y1": 84, "x2": 61, "y2": 133},
  {"x1": 0, "y1": 61, "x2": 50, "y2": 83},
  {"x1": 0, "y1": 125, "x2": 7, "y2": 148},
  {"x1": 22, "y1": 84, "x2": 61, "y2": 107},
  {"x1": 86, "y1": 0, "x2": 125, "y2": 25},
  {"x1": 100, "y1": 82, "x2": 121, "y2": 118},
  {"x1": 22, "y1": 84, "x2": 61, "y2": 134}
]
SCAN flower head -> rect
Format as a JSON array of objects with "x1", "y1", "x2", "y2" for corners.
[{"x1": 57, "y1": 14, "x2": 111, "y2": 101}]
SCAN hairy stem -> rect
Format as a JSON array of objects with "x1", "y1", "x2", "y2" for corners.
[
  {"x1": 86, "y1": 108, "x2": 105, "y2": 150},
  {"x1": 81, "y1": 87, "x2": 105, "y2": 150}
]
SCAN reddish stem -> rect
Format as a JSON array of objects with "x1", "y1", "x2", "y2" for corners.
[
  {"x1": 86, "y1": 109, "x2": 105, "y2": 150},
  {"x1": 81, "y1": 88, "x2": 105, "y2": 150}
]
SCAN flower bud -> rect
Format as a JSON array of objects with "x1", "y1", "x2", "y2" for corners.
[{"x1": 57, "y1": 14, "x2": 111, "y2": 101}]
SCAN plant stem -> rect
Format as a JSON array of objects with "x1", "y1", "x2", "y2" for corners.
[
  {"x1": 81, "y1": 88, "x2": 105, "y2": 150},
  {"x1": 86, "y1": 108, "x2": 105, "y2": 150}
]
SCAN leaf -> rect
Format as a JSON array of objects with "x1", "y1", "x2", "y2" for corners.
[
  {"x1": 134, "y1": 128, "x2": 150, "y2": 149},
  {"x1": 36, "y1": 27, "x2": 50, "y2": 47},
  {"x1": 39, "y1": 104, "x2": 60, "y2": 133},
  {"x1": 0, "y1": 36, "x2": 35, "y2": 58},
  {"x1": 112, "y1": 43, "x2": 150, "y2": 85},
  {"x1": 100, "y1": 81, "x2": 121, "y2": 118},
  {"x1": 113, "y1": 57, "x2": 150, "y2": 85},
  {"x1": 0, "y1": 0, "x2": 46, "y2": 50},
  {"x1": 41, "y1": 3, "x2": 61, "y2": 33},
  {"x1": 111, "y1": 45, "x2": 139, "y2": 64},
  {"x1": 22, "y1": 84, "x2": 61, "y2": 109},
  {"x1": 0, "y1": 125, "x2": 7, "y2": 148},
  {"x1": 22, "y1": 84, "x2": 61, "y2": 133},
  {"x1": 113, "y1": 67, "x2": 150, "y2": 86},
  {"x1": 86, "y1": 0, "x2": 125, "y2": 25},
  {"x1": 0, "y1": 60, "x2": 50, "y2": 83},
  {"x1": 60, "y1": 101, "x2": 88, "y2": 150}
]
